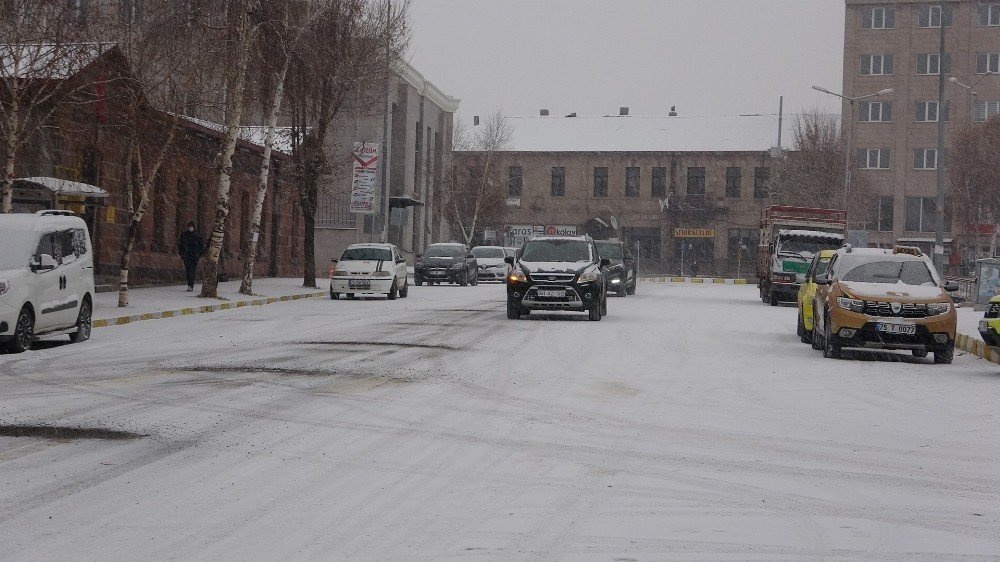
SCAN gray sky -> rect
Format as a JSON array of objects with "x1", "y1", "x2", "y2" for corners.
[{"x1": 406, "y1": 0, "x2": 845, "y2": 123}]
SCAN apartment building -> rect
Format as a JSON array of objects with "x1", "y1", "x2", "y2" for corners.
[{"x1": 844, "y1": 0, "x2": 1000, "y2": 267}]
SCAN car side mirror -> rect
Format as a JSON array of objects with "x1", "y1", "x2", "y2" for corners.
[
  {"x1": 944, "y1": 280, "x2": 960, "y2": 292},
  {"x1": 504, "y1": 256, "x2": 514, "y2": 265},
  {"x1": 814, "y1": 274, "x2": 831, "y2": 286},
  {"x1": 34, "y1": 254, "x2": 57, "y2": 272},
  {"x1": 331, "y1": 258, "x2": 338, "y2": 263},
  {"x1": 600, "y1": 258, "x2": 611, "y2": 268}
]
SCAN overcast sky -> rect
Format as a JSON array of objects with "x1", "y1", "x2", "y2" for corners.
[{"x1": 406, "y1": 0, "x2": 846, "y2": 123}]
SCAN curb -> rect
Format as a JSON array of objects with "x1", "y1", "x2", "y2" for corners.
[
  {"x1": 955, "y1": 332, "x2": 1000, "y2": 365},
  {"x1": 92, "y1": 291, "x2": 326, "y2": 328},
  {"x1": 642, "y1": 276, "x2": 753, "y2": 285}
]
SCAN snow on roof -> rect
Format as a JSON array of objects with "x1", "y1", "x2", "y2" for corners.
[
  {"x1": 778, "y1": 229, "x2": 845, "y2": 239},
  {"x1": 172, "y1": 114, "x2": 295, "y2": 155},
  {"x1": 499, "y1": 114, "x2": 790, "y2": 153},
  {"x1": 0, "y1": 43, "x2": 112, "y2": 80},
  {"x1": 15, "y1": 177, "x2": 109, "y2": 198}
]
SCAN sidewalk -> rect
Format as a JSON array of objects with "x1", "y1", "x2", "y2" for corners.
[
  {"x1": 93, "y1": 278, "x2": 325, "y2": 327},
  {"x1": 642, "y1": 276, "x2": 753, "y2": 285}
]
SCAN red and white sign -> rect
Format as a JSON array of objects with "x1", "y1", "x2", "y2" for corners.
[
  {"x1": 545, "y1": 225, "x2": 577, "y2": 236},
  {"x1": 349, "y1": 142, "x2": 379, "y2": 214}
]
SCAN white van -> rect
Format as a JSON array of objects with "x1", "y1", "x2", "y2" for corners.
[{"x1": 0, "y1": 210, "x2": 95, "y2": 353}]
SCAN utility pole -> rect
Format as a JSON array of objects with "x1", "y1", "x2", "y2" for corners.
[
  {"x1": 377, "y1": 0, "x2": 392, "y2": 243},
  {"x1": 933, "y1": 1, "x2": 948, "y2": 274}
]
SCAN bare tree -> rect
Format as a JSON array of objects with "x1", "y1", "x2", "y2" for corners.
[
  {"x1": 445, "y1": 111, "x2": 512, "y2": 246},
  {"x1": 949, "y1": 116, "x2": 1000, "y2": 258},
  {"x1": 0, "y1": 1, "x2": 99, "y2": 213}
]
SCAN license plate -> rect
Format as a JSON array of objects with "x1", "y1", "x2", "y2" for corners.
[
  {"x1": 538, "y1": 289, "x2": 564, "y2": 298},
  {"x1": 876, "y1": 323, "x2": 916, "y2": 335},
  {"x1": 429, "y1": 271, "x2": 444, "y2": 276},
  {"x1": 348, "y1": 279, "x2": 370, "y2": 289}
]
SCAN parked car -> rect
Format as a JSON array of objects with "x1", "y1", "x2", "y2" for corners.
[
  {"x1": 0, "y1": 210, "x2": 95, "y2": 353},
  {"x1": 595, "y1": 239, "x2": 637, "y2": 296},
  {"x1": 505, "y1": 235, "x2": 610, "y2": 321},
  {"x1": 979, "y1": 296, "x2": 1000, "y2": 346},
  {"x1": 471, "y1": 246, "x2": 510, "y2": 282},
  {"x1": 414, "y1": 243, "x2": 478, "y2": 286},
  {"x1": 811, "y1": 246, "x2": 958, "y2": 363},
  {"x1": 329, "y1": 243, "x2": 409, "y2": 300},
  {"x1": 795, "y1": 249, "x2": 835, "y2": 343}
]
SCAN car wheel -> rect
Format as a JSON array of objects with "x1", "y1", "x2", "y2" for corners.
[
  {"x1": 399, "y1": 279, "x2": 409, "y2": 298},
  {"x1": 797, "y1": 310, "x2": 812, "y2": 344},
  {"x1": 387, "y1": 278, "x2": 398, "y2": 300},
  {"x1": 811, "y1": 303, "x2": 825, "y2": 350},
  {"x1": 414, "y1": 277, "x2": 423, "y2": 287},
  {"x1": 69, "y1": 298, "x2": 92, "y2": 344},
  {"x1": 506, "y1": 301, "x2": 521, "y2": 320},
  {"x1": 823, "y1": 312, "x2": 841, "y2": 359},
  {"x1": 912, "y1": 349, "x2": 929, "y2": 358},
  {"x1": 330, "y1": 290, "x2": 339, "y2": 300},
  {"x1": 601, "y1": 293, "x2": 608, "y2": 316},
  {"x1": 769, "y1": 290, "x2": 780, "y2": 306},
  {"x1": 7, "y1": 307, "x2": 34, "y2": 353},
  {"x1": 626, "y1": 282, "x2": 636, "y2": 296},
  {"x1": 934, "y1": 342, "x2": 954, "y2": 364},
  {"x1": 588, "y1": 305, "x2": 602, "y2": 321}
]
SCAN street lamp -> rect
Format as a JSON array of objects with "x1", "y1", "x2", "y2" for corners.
[
  {"x1": 947, "y1": 72, "x2": 998, "y2": 119},
  {"x1": 812, "y1": 86, "x2": 894, "y2": 230}
]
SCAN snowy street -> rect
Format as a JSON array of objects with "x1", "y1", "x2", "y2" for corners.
[{"x1": 1, "y1": 282, "x2": 998, "y2": 559}]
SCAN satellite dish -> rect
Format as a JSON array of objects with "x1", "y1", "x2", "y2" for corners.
[{"x1": 610, "y1": 216, "x2": 619, "y2": 230}]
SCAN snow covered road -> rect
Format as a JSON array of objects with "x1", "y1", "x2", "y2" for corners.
[{"x1": 1, "y1": 283, "x2": 998, "y2": 560}]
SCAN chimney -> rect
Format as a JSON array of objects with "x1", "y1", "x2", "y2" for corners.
[
  {"x1": 539, "y1": 108, "x2": 549, "y2": 116},
  {"x1": 473, "y1": 115, "x2": 480, "y2": 126},
  {"x1": 668, "y1": 106, "x2": 678, "y2": 117},
  {"x1": 619, "y1": 107, "x2": 629, "y2": 116}
]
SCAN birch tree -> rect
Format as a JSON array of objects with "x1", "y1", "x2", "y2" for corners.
[{"x1": 445, "y1": 111, "x2": 512, "y2": 246}]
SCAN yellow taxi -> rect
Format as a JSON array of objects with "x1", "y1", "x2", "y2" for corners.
[
  {"x1": 979, "y1": 296, "x2": 1000, "y2": 346},
  {"x1": 811, "y1": 245, "x2": 959, "y2": 363},
  {"x1": 796, "y1": 249, "x2": 835, "y2": 344}
]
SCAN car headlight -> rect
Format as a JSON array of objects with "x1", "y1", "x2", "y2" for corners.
[
  {"x1": 508, "y1": 269, "x2": 527, "y2": 283},
  {"x1": 0, "y1": 280, "x2": 8, "y2": 296},
  {"x1": 610, "y1": 278, "x2": 621, "y2": 284},
  {"x1": 927, "y1": 302, "x2": 951, "y2": 316},
  {"x1": 578, "y1": 271, "x2": 599, "y2": 283},
  {"x1": 837, "y1": 297, "x2": 865, "y2": 312},
  {"x1": 371, "y1": 271, "x2": 392, "y2": 277}
]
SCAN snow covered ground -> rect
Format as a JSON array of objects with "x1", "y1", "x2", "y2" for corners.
[{"x1": 1, "y1": 282, "x2": 998, "y2": 559}]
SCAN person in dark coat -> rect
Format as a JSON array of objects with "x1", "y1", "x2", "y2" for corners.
[{"x1": 177, "y1": 222, "x2": 206, "y2": 291}]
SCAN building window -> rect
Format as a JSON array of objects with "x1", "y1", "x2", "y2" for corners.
[
  {"x1": 862, "y1": 6, "x2": 895, "y2": 29},
  {"x1": 977, "y1": 52, "x2": 1000, "y2": 74},
  {"x1": 860, "y1": 54, "x2": 893, "y2": 76},
  {"x1": 686, "y1": 167, "x2": 705, "y2": 195},
  {"x1": 651, "y1": 167, "x2": 667, "y2": 197},
  {"x1": 859, "y1": 148, "x2": 891, "y2": 169},
  {"x1": 725, "y1": 167, "x2": 742, "y2": 198},
  {"x1": 916, "y1": 53, "x2": 949, "y2": 75},
  {"x1": 753, "y1": 167, "x2": 770, "y2": 198},
  {"x1": 979, "y1": 3, "x2": 1000, "y2": 26},
  {"x1": 859, "y1": 101, "x2": 892, "y2": 122},
  {"x1": 625, "y1": 167, "x2": 640, "y2": 197},
  {"x1": 913, "y1": 148, "x2": 939, "y2": 170},
  {"x1": 508, "y1": 166, "x2": 522, "y2": 196},
  {"x1": 915, "y1": 101, "x2": 949, "y2": 122},
  {"x1": 974, "y1": 100, "x2": 1000, "y2": 122},
  {"x1": 551, "y1": 167, "x2": 565, "y2": 197},
  {"x1": 919, "y1": 4, "x2": 952, "y2": 28},
  {"x1": 593, "y1": 166, "x2": 608, "y2": 197},
  {"x1": 876, "y1": 196, "x2": 893, "y2": 231},
  {"x1": 905, "y1": 197, "x2": 948, "y2": 232}
]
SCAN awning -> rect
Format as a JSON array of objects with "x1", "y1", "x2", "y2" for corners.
[
  {"x1": 388, "y1": 195, "x2": 422, "y2": 209},
  {"x1": 14, "y1": 177, "x2": 109, "y2": 199}
]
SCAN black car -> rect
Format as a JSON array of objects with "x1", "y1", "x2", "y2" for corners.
[
  {"x1": 414, "y1": 243, "x2": 479, "y2": 286},
  {"x1": 505, "y1": 235, "x2": 610, "y2": 321},
  {"x1": 595, "y1": 239, "x2": 637, "y2": 296}
]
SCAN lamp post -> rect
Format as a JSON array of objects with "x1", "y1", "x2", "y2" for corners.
[{"x1": 811, "y1": 86, "x2": 894, "y2": 231}]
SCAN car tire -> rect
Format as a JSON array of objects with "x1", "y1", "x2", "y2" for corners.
[
  {"x1": 330, "y1": 290, "x2": 339, "y2": 300},
  {"x1": 797, "y1": 310, "x2": 812, "y2": 344},
  {"x1": 7, "y1": 307, "x2": 34, "y2": 353},
  {"x1": 769, "y1": 290, "x2": 780, "y2": 306},
  {"x1": 387, "y1": 279, "x2": 398, "y2": 300},
  {"x1": 601, "y1": 294, "x2": 608, "y2": 316},
  {"x1": 69, "y1": 298, "x2": 92, "y2": 344},
  {"x1": 506, "y1": 302, "x2": 521, "y2": 320},
  {"x1": 414, "y1": 277, "x2": 423, "y2": 287},
  {"x1": 399, "y1": 279, "x2": 409, "y2": 298},
  {"x1": 823, "y1": 313, "x2": 841, "y2": 359},
  {"x1": 934, "y1": 342, "x2": 954, "y2": 364},
  {"x1": 588, "y1": 305, "x2": 602, "y2": 321},
  {"x1": 626, "y1": 282, "x2": 636, "y2": 296}
]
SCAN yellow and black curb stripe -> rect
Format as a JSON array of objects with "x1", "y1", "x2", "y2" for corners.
[
  {"x1": 641, "y1": 276, "x2": 753, "y2": 285},
  {"x1": 955, "y1": 332, "x2": 1000, "y2": 366},
  {"x1": 92, "y1": 291, "x2": 326, "y2": 328}
]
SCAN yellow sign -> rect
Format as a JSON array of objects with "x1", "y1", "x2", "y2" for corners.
[
  {"x1": 105, "y1": 206, "x2": 116, "y2": 224},
  {"x1": 674, "y1": 228, "x2": 716, "y2": 238}
]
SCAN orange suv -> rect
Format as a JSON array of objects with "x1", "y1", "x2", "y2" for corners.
[{"x1": 812, "y1": 246, "x2": 959, "y2": 363}]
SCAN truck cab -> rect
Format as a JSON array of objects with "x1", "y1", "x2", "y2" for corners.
[{"x1": 756, "y1": 206, "x2": 847, "y2": 306}]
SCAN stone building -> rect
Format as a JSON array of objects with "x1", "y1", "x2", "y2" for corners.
[
  {"x1": 454, "y1": 112, "x2": 788, "y2": 276},
  {"x1": 843, "y1": 0, "x2": 1000, "y2": 269}
]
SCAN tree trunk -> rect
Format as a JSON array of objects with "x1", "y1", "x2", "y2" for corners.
[
  {"x1": 239, "y1": 61, "x2": 289, "y2": 295},
  {"x1": 117, "y1": 218, "x2": 141, "y2": 307},
  {"x1": 303, "y1": 209, "x2": 316, "y2": 288},
  {"x1": 201, "y1": 13, "x2": 253, "y2": 299},
  {"x1": 1, "y1": 104, "x2": 20, "y2": 213}
]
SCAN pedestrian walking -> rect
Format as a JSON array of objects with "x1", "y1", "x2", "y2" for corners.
[
  {"x1": 691, "y1": 260, "x2": 700, "y2": 278},
  {"x1": 177, "y1": 222, "x2": 206, "y2": 291}
]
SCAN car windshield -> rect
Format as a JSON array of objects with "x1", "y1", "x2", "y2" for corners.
[
  {"x1": 472, "y1": 247, "x2": 504, "y2": 259},
  {"x1": 0, "y1": 229, "x2": 36, "y2": 271},
  {"x1": 841, "y1": 260, "x2": 936, "y2": 286},
  {"x1": 779, "y1": 237, "x2": 839, "y2": 255},
  {"x1": 595, "y1": 243, "x2": 622, "y2": 261},
  {"x1": 814, "y1": 259, "x2": 831, "y2": 277},
  {"x1": 425, "y1": 245, "x2": 465, "y2": 258},
  {"x1": 520, "y1": 239, "x2": 590, "y2": 262},
  {"x1": 340, "y1": 247, "x2": 392, "y2": 261}
]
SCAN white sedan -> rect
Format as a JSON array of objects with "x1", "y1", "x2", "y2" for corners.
[
  {"x1": 330, "y1": 243, "x2": 409, "y2": 300},
  {"x1": 471, "y1": 246, "x2": 511, "y2": 282}
]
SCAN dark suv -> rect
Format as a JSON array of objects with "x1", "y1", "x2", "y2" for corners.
[
  {"x1": 595, "y1": 239, "x2": 637, "y2": 296},
  {"x1": 505, "y1": 235, "x2": 610, "y2": 321},
  {"x1": 414, "y1": 243, "x2": 479, "y2": 286}
]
